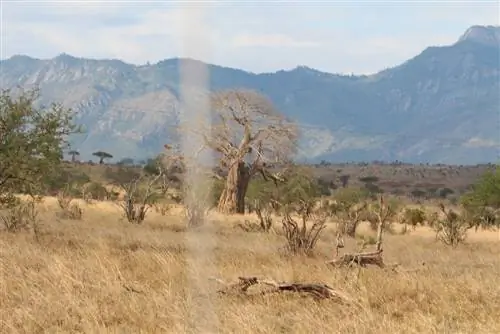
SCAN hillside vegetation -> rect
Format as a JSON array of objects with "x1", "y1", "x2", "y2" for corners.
[{"x1": 1, "y1": 25, "x2": 499, "y2": 163}]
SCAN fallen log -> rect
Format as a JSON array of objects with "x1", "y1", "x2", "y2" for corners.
[
  {"x1": 210, "y1": 276, "x2": 352, "y2": 302},
  {"x1": 326, "y1": 249, "x2": 385, "y2": 268}
]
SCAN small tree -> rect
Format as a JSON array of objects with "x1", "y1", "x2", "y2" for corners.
[
  {"x1": 327, "y1": 188, "x2": 370, "y2": 237},
  {"x1": 92, "y1": 151, "x2": 113, "y2": 164},
  {"x1": 196, "y1": 89, "x2": 298, "y2": 214},
  {"x1": 68, "y1": 150, "x2": 80, "y2": 162},
  {"x1": 461, "y1": 168, "x2": 500, "y2": 230},
  {"x1": 339, "y1": 175, "x2": 350, "y2": 188},
  {"x1": 401, "y1": 207, "x2": 427, "y2": 230},
  {"x1": 0, "y1": 88, "x2": 79, "y2": 204}
]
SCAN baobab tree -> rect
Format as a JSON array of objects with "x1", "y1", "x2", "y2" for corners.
[
  {"x1": 68, "y1": 150, "x2": 80, "y2": 163},
  {"x1": 200, "y1": 89, "x2": 298, "y2": 214}
]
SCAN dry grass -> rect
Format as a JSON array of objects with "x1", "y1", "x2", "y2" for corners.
[{"x1": 1, "y1": 198, "x2": 499, "y2": 333}]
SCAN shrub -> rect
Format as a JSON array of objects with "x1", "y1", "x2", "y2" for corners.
[
  {"x1": 434, "y1": 204, "x2": 468, "y2": 247},
  {"x1": 56, "y1": 185, "x2": 83, "y2": 220},
  {"x1": 1, "y1": 198, "x2": 40, "y2": 233},
  {"x1": 326, "y1": 187, "x2": 370, "y2": 237},
  {"x1": 401, "y1": 207, "x2": 427, "y2": 230},
  {"x1": 118, "y1": 173, "x2": 168, "y2": 224},
  {"x1": 281, "y1": 201, "x2": 326, "y2": 256},
  {"x1": 83, "y1": 182, "x2": 109, "y2": 202}
]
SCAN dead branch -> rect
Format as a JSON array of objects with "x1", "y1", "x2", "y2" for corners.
[
  {"x1": 326, "y1": 249, "x2": 385, "y2": 268},
  {"x1": 327, "y1": 195, "x2": 388, "y2": 267},
  {"x1": 210, "y1": 276, "x2": 353, "y2": 302}
]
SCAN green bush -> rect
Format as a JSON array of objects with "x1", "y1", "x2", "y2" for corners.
[{"x1": 461, "y1": 167, "x2": 500, "y2": 229}]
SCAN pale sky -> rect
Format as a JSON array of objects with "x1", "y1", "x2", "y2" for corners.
[{"x1": 0, "y1": 0, "x2": 498, "y2": 75}]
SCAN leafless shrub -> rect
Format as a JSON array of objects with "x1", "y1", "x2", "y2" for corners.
[
  {"x1": 327, "y1": 196, "x2": 389, "y2": 268},
  {"x1": 237, "y1": 200, "x2": 275, "y2": 233},
  {"x1": 154, "y1": 202, "x2": 173, "y2": 216},
  {"x1": 255, "y1": 201, "x2": 274, "y2": 232},
  {"x1": 118, "y1": 172, "x2": 168, "y2": 224},
  {"x1": 281, "y1": 200, "x2": 327, "y2": 255},
  {"x1": 56, "y1": 185, "x2": 83, "y2": 220},
  {"x1": 434, "y1": 203, "x2": 468, "y2": 247}
]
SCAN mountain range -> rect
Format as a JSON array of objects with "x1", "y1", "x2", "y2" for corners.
[{"x1": 1, "y1": 25, "x2": 499, "y2": 164}]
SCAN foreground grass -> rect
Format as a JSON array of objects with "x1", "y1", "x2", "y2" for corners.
[{"x1": 1, "y1": 199, "x2": 499, "y2": 333}]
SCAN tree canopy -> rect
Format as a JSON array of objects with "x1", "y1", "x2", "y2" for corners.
[
  {"x1": 0, "y1": 88, "x2": 78, "y2": 203},
  {"x1": 460, "y1": 167, "x2": 500, "y2": 229},
  {"x1": 92, "y1": 151, "x2": 113, "y2": 164},
  {"x1": 199, "y1": 89, "x2": 298, "y2": 214}
]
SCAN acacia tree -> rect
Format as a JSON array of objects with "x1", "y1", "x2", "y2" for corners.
[
  {"x1": 92, "y1": 151, "x2": 113, "y2": 164},
  {"x1": 202, "y1": 89, "x2": 298, "y2": 214},
  {"x1": 0, "y1": 88, "x2": 78, "y2": 203}
]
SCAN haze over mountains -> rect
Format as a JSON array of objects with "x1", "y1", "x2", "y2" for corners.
[{"x1": 1, "y1": 25, "x2": 499, "y2": 164}]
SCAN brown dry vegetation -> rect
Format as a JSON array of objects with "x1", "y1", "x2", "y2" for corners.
[
  {"x1": 308, "y1": 162, "x2": 496, "y2": 198},
  {"x1": 1, "y1": 198, "x2": 499, "y2": 333},
  {"x1": 68, "y1": 161, "x2": 495, "y2": 200}
]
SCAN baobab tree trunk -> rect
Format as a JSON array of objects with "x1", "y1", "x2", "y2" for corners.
[{"x1": 217, "y1": 161, "x2": 250, "y2": 214}]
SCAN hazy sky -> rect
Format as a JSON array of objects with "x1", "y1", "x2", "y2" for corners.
[{"x1": 1, "y1": 0, "x2": 498, "y2": 74}]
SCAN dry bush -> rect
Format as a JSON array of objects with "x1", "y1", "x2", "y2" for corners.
[
  {"x1": 336, "y1": 202, "x2": 368, "y2": 237},
  {"x1": 81, "y1": 181, "x2": 110, "y2": 203},
  {"x1": 0, "y1": 198, "x2": 40, "y2": 233},
  {"x1": 238, "y1": 200, "x2": 274, "y2": 233},
  {"x1": 434, "y1": 204, "x2": 468, "y2": 247},
  {"x1": 282, "y1": 200, "x2": 327, "y2": 255},
  {"x1": 255, "y1": 201, "x2": 274, "y2": 232},
  {"x1": 185, "y1": 199, "x2": 210, "y2": 228},
  {"x1": 463, "y1": 206, "x2": 500, "y2": 231},
  {"x1": 328, "y1": 196, "x2": 391, "y2": 268},
  {"x1": 426, "y1": 211, "x2": 440, "y2": 229},
  {"x1": 154, "y1": 202, "x2": 173, "y2": 216},
  {"x1": 366, "y1": 197, "x2": 399, "y2": 234},
  {"x1": 119, "y1": 174, "x2": 166, "y2": 224},
  {"x1": 327, "y1": 188, "x2": 370, "y2": 237},
  {"x1": 400, "y1": 207, "x2": 427, "y2": 230},
  {"x1": 56, "y1": 186, "x2": 83, "y2": 220}
]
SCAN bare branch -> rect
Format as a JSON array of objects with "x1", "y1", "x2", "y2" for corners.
[{"x1": 211, "y1": 276, "x2": 354, "y2": 302}]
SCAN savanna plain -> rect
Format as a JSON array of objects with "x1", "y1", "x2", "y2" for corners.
[{"x1": 1, "y1": 190, "x2": 499, "y2": 334}]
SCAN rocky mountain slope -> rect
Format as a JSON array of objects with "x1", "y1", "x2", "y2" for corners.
[{"x1": 1, "y1": 25, "x2": 498, "y2": 164}]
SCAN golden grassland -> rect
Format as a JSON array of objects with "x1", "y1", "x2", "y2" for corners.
[{"x1": 1, "y1": 198, "x2": 499, "y2": 333}]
